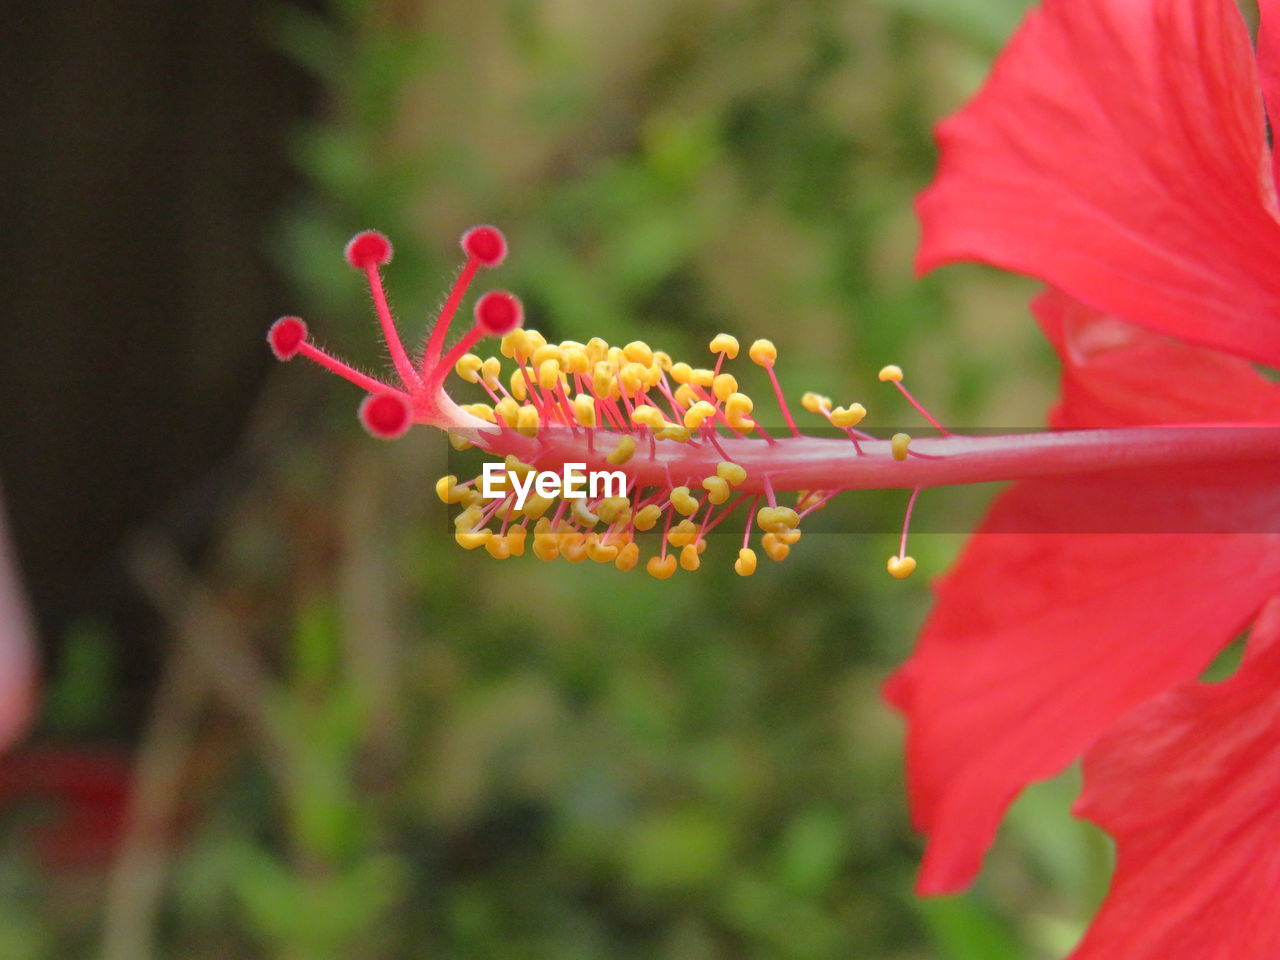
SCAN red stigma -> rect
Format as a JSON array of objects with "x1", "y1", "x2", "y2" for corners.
[
  {"x1": 267, "y1": 316, "x2": 307, "y2": 360},
  {"x1": 358, "y1": 392, "x2": 412, "y2": 440},
  {"x1": 462, "y1": 225, "x2": 507, "y2": 267},
  {"x1": 344, "y1": 230, "x2": 394, "y2": 270},
  {"x1": 474, "y1": 290, "x2": 523, "y2": 336}
]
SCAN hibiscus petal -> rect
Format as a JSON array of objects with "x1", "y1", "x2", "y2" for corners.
[
  {"x1": 917, "y1": 0, "x2": 1280, "y2": 368},
  {"x1": 1033, "y1": 288, "x2": 1280, "y2": 427},
  {"x1": 1067, "y1": 597, "x2": 1280, "y2": 959},
  {"x1": 884, "y1": 293, "x2": 1280, "y2": 893}
]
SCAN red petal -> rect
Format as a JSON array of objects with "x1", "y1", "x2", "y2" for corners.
[
  {"x1": 1068, "y1": 598, "x2": 1280, "y2": 959},
  {"x1": 886, "y1": 293, "x2": 1280, "y2": 893},
  {"x1": 918, "y1": 0, "x2": 1280, "y2": 368},
  {"x1": 1034, "y1": 288, "x2": 1280, "y2": 427}
]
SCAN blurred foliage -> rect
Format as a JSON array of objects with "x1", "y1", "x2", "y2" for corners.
[{"x1": 3, "y1": 0, "x2": 1116, "y2": 958}]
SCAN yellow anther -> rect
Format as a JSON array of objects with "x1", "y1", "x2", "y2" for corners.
[
  {"x1": 572, "y1": 393, "x2": 598, "y2": 428},
  {"x1": 435, "y1": 475, "x2": 465, "y2": 504},
  {"x1": 455, "y1": 353, "x2": 483, "y2": 383},
  {"x1": 667, "y1": 518, "x2": 698, "y2": 547},
  {"x1": 521, "y1": 494, "x2": 554, "y2": 520},
  {"x1": 537, "y1": 358, "x2": 562, "y2": 391},
  {"x1": 523, "y1": 330, "x2": 548, "y2": 354},
  {"x1": 592, "y1": 359, "x2": 615, "y2": 389},
  {"x1": 606, "y1": 435, "x2": 636, "y2": 466},
  {"x1": 891, "y1": 432, "x2": 911, "y2": 461},
  {"x1": 734, "y1": 548, "x2": 758, "y2": 577},
  {"x1": 647, "y1": 554, "x2": 678, "y2": 579},
  {"x1": 830, "y1": 403, "x2": 867, "y2": 428},
  {"x1": 531, "y1": 344, "x2": 561, "y2": 367},
  {"x1": 455, "y1": 529, "x2": 492, "y2": 550},
  {"x1": 712, "y1": 373, "x2": 738, "y2": 403},
  {"x1": 499, "y1": 329, "x2": 529, "y2": 360},
  {"x1": 494, "y1": 396, "x2": 520, "y2": 427},
  {"x1": 725, "y1": 393, "x2": 755, "y2": 431},
  {"x1": 683, "y1": 400, "x2": 717, "y2": 430},
  {"x1": 615, "y1": 541, "x2": 640, "y2": 572},
  {"x1": 596, "y1": 497, "x2": 631, "y2": 525},
  {"x1": 674, "y1": 383, "x2": 700, "y2": 407},
  {"x1": 642, "y1": 364, "x2": 663, "y2": 388},
  {"x1": 656, "y1": 424, "x2": 692, "y2": 443},
  {"x1": 690, "y1": 367, "x2": 715, "y2": 388},
  {"x1": 679, "y1": 544, "x2": 701, "y2": 571},
  {"x1": 756, "y1": 507, "x2": 800, "y2": 533},
  {"x1": 671, "y1": 487, "x2": 699, "y2": 516},
  {"x1": 509, "y1": 369, "x2": 529, "y2": 402},
  {"x1": 485, "y1": 535, "x2": 511, "y2": 560},
  {"x1": 516, "y1": 405, "x2": 541, "y2": 438},
  {"x1": 634, "y1": 504, "x2": 663, "y2": 531},
  {"x1": 717, "y1": 461, "x2": 748, "y2": 486},
  {"x1": 448, "y1": 432, "x2": 473, "y2": 452},
  {"x1": 572, "y1": 499, "x2": 599, "y2": 527},
  {"x1": 620, "y1": 362, "x2": 649, "y2": 396},
  {"x1": 709, "y1": 333, "x2": 740, "y2": 359},
  {"x1": 761, "y1": 532, "x2": 790, "y2": 563},
  {"x1": 561, "y1": 345, "x2": 590, "y2": 376},
  {"x1": 623, "y1": 341, "x2": 654, "y2": 366},
  {"x1": 801, "y1": 392, "x2": 832, "y2": 414},
  {"x1": 506, "y1": 527, "x2": 528, "y2": 557},
  {"x1": 462, "y1": 402, "x2": 497, "y2": 423},
  {"x1": 586, "y1": 535, "x2": 619, "y2": 564},
  {"x1": 749, "y1": 339, "x2": 777, "y2": 367},
  {"x1": 480, "y1": 357, "x2": 502, "y2": 389},
  {"x1": 701, "y1": 476, "x2": 730, "y2": 505},
  {"x1": 777, "y1": 528, "x2": 802, "y2": 545},
  {"x1": 887, "y1": 555, "x2": 917, "y2": 579},
  {"x1": 879, "y1": 364, "x2": 904, "y2": 383},
  {"x1": 586, "y1": 337, "x2": 610, "y2": 363},
  {"x1": 630, "y1": 405, "x2": 665, "y2": 429},
  {"x1": 669, "y1": 362, "x2": 694, "y2": 384},
  {"x1": 454, "y1": 505, "x2": 484, "y2": 530},
  {"x1": 459, "y1": 489, "x2": 481, "y2": 509},
  {"x1": 562, "y1": 533, "x2": 590, "y2": 563},
  {"x1": 607, "y1": 346, "x2": 625, "y2": 367},
  {"x1": 532, "y1": 519, "x2": 560, "y2": 561},
  {"x1": 652, "y1": 350, "x2": 673, "y2": 371},
  {"x1": 504, "y1": 455, "x2": 534, "y2": 479}
]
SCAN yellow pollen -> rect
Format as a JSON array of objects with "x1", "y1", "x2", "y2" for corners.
[
  {"x1": 701, "y1": 476, "x2": 730, "y2": 504},
  {"x1": 669, "y1": 362, "x2": 694, "y2": 384},
  {"x1": 462, "y1": 402, "x2": 497, "y2": 423},
  {"x1": 756, "y1": 506, "x2": 799, "y2": 533},
  {"x1": 572, "y1": 499, "x2": 600, "y2": 527},
  {"x1": 887, "y1": 555, "x2": 917, "y2": 579},
  {"x1": 455, "y1": 529, "x2": 492, "y2": 550},
  {"x1": 717, "y1": 462, "x2": 747, "y2": 486},
  {"x1": 891, "y1": 432, "x2": 911, "y2": 461},
  {"x1": 683, "y1": 400, "x2": 716, "y2": 429},
  {"x1": 455, "y1": 353, "x2": 483, "y2": 383},
  {"x1": 668, "y1": 518, "x2": 699, "y2": 547},
  {"x1": 435, "y1": 475, "x2": 465, "y2": 504},
  {"x1": 761, "y1": 532, "x2": 790, "y2": 562},
  {"x1": 615, "y1": 541, "x2": 640, "y2": 571},
  {"x1": 448, "y1": 432, "x2": 473, "y2": 451},
  {"x1": 634, "y1": 504, "x2": 662, "y2": 531},
  {"x1": 878, "y1": 364, "x2": 904, "y2": 383},
  {"x1": 709, "y1": 333, "x2": 740, "y2": 359},
  {"x1": 494, "y1": 396, "x2": 520, "y2": 427},
  {"x1": 623, "y1": 341, "x2": 654, "y2": 366},
  {"x1": 516, "y1": 405, "x2": 541, "y2": 438},
  {"x1": 509, "y1": 369, "x2": 529, "y2": 402},
  {"x1": 801, "y1": 392, "x2": 831, "y2": 414},
  {"x1": 480, "y1": 357, "x2": 502, "y2": 389},
  {"x1": 749, "y1": 339, "x2": 777, "y2": 367},
  {"x1": 670, "y1": 487, "x2": 699, "y2": 516},
  {"x1": 712, "y1": 373, "x2": 738, "y2": 403},
  {"x1": 537, "y1": 359, "x2": 562, "y2": 391},
  {"x1": 647, "y1": 554, "x2": 678, "y2": 579},
  {"x1": 606, "y1": 435, "x2": 637, "y2": 466},
  {"x1": 734, "y1": 548, "x2": 758, "y2": 577},
  {"x1": 572, "y1": 393, "x2": 597, "y2": 428},
  {"x1": 485, "y1": 535, "x2": 511, "y2": 560},
  {"x1": 690, "y1": 368, "x2": 715, "y2": 388},
  {"x1": 679, "y1": 544, "x2": 701, "y2": 571},
  {"x1": 522, "y1": 494, "x2": 554, "y2": 520},
  {"x1": 830, "y1": 403, "x2": 866, "y2": 428}
]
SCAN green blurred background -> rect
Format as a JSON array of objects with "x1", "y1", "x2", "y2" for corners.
[{"x1": 1, "y1": 0, "x2": 1114, "y2": 957}]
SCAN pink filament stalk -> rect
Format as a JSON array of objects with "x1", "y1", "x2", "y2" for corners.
[
  {"x1": 364, "y1": 264, "x2": 421, "y2": 389},
  {"x1": 421, "y1": 257, "x2": 481, "y2": 376}
]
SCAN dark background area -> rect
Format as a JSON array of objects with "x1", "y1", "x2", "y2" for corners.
[{"x1": 1, "y1": 1, "x2": 317, "y2": 685}]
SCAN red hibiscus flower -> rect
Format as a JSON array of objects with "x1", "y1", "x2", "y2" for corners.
[{"x1": 899, "y1": 0, "x2": 1280, "y2": 954}]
